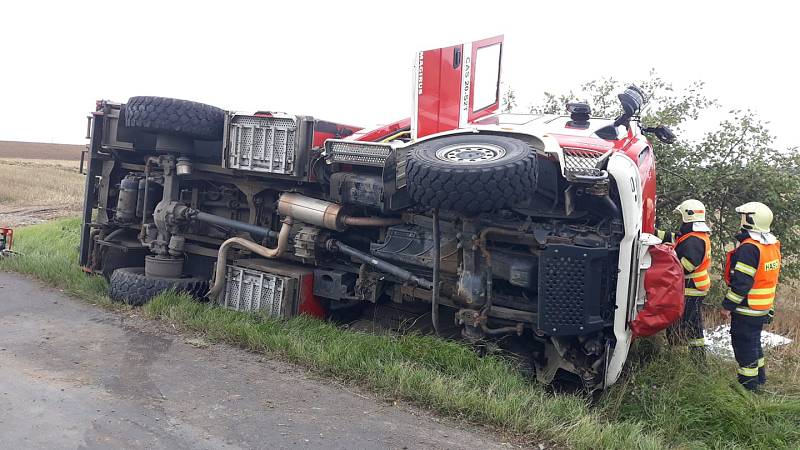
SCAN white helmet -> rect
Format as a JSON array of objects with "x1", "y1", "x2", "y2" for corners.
[
  {"x1": 736, "y1": 202, "x2": 773, "y2": 233},
  {"x1": 674, "y1": 199, "x2": 707, "y2": 223}
]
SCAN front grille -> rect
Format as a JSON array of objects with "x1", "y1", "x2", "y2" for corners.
[
  {"x1": 562, "y1": 147, "x2": 607, "y2": 179},
  {"x1": 325, "y1": 140, "x2": 392, "y2": 167},
  {"x1": 220, "y1": 264, "x2": 290, "y2": 316},
  {"x1": 538, "y1": 245, "x2": 608, "y2": 335},
  {"x1": 227, "y1": 114, "x2": 297, "y2": 174}
]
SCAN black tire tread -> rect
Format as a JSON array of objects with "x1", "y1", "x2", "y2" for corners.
[
  {"x1": 109, "y1": 267, "x2": 208, "y2": 306},
  {"x1": 124, "y1": 96, "x2": 224, "y2": 141},
  {"x1": 407, "y1": 136, "x2": 538, "y2": 214}
]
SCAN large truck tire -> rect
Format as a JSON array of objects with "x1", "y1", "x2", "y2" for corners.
[
  {"x1": 124, "y1": 96, "x2": 225, "y2": 141},
  {"x1": 109, "y1": 267, "x2": 209, "y2": 306},
  {"x1": 406, "y1": 135, "x2": 538, "y2": 214}
]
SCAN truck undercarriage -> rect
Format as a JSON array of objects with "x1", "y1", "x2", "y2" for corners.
[{"x1": 78, "y1": 37, "x2": 676, "y2": 390}]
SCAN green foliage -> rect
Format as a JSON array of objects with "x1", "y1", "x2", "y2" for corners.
[
  {"x1": 525, "y1": 72, "x2": 800, "y2": 280},
  {"x1": 601, "y1": 339, "x2": 800, "y2": 449},
  {"x1": 501, "y1": 84, "x2": 518, "y2": 113}
]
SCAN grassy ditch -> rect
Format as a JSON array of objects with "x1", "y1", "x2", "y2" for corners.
[
  {"x1": 3, "y1": 218, "x2": 800, "y2": 449},
  {"x1": 0, "y1": 218, "x2": 109, "y2": 304}
]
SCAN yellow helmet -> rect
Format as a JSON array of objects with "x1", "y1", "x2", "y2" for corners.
[
  {"x1": 736, "y1": 202, "x2": 773, "y2": 233},
  {"x1": 674, "y1": 199, "x2": 706, "y2": 223}
]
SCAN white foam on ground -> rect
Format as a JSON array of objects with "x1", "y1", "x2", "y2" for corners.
[{"x1": 704, "y1": 324, "x2": 793, "y2": 358}]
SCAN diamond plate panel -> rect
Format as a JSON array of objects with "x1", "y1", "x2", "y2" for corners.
[
  {"x1": 227, "y1": 115, "x2": 297, "y2": 174},
  {"x1": 220, "y1": 264, "x2": 290, "y2": 316}
]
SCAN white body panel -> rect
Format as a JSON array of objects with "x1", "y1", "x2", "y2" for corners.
[{"x1": 604, "y1": 152, "x2": 643, "y2": 386}]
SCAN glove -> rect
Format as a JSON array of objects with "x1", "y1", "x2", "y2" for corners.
[{"x1": 767, "y1": 309, "x2": 775, "y2": 324}]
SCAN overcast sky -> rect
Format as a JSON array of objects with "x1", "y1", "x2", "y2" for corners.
[{"x1": 0, "y1": 0, "x2": 797, "y2": 148}]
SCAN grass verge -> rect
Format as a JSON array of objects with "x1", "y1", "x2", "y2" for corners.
[
  {"x1": 1, "y1": 218, "x2": 109, "y2": 305},
  {"x1": 4, "y1": 218, "x2": 800, "y2": 449}
]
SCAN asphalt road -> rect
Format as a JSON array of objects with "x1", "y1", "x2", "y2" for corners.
[{"x1": 0, "y1": 272, "x2": 511, "y2": 449}]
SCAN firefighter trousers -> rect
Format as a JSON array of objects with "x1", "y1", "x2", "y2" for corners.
[
  {"x1": 730, "y1": 314, "x2": 766, "y2": 390},
  {"x1": 667, "y1": 296, "x2": 705, "y2": 353}
]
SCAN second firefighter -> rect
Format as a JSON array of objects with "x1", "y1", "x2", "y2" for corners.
[{"x1": 657, "y1": 199, "x2": 712, "y2": 353}]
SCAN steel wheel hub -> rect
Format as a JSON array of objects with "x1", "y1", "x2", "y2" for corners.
[{"x1": 435, "y1": 143, "x2": 506, "y2": 163}]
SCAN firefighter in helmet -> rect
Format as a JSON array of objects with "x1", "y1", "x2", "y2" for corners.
[
  {"x1": 656, "y1": 199, "x2": 712, "y2": 354},
  {"x1": 721, "y1": 202, "x2": 781, "y2": 391}
]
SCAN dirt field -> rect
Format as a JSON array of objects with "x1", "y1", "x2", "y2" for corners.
[
  {"x1": 0, "y1": 142, "x2": 85, "y2": 227},
  {"x1": 0, "y1": 140, "x2": 84, "y2": 160}
]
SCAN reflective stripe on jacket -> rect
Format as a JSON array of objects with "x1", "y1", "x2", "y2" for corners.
[{"x1": 676, "y1": 231, "x2": 712, "y2": 296}]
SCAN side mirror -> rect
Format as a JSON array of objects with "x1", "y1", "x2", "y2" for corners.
[
  {"x1": 613, "y1": 85, "x2": 646, "y2": 127},
  {"x1": 619, "y1": 86, "x2": 645, "y2": 117},
  {"x1": 642, "y1": 125, "x2": 676, "y2": 144}
]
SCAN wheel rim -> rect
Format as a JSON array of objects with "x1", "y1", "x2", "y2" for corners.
[{"x1": 435, "y1": 143, "x2": 507, "y2": 163}]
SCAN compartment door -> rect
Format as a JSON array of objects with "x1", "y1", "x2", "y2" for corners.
[{"x1": 412, "y1": 35, "x2": 504, "y2": 139}]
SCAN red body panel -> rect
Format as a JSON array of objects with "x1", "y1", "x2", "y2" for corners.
[
  {"x1": 414, "y1": 36, "x2": 503, "y2": 139},
  {"x1": 416, "y1": 45, "x2": 460, "y2": 137},
  {"x1": 297, "y1": 272, "x2": 326, "y2": 318},
  {"x1": 350, "y1": 118, "x2": 411, "y2": 142}
]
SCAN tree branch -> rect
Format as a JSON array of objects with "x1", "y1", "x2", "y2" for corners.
[{"x1": 657, "y1": 166, "x2": 697, "y2": 191}]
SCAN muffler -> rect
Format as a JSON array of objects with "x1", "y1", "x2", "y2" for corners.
[
  {"x1": 277, "y1": 193, "x2": 402, "y2": 231},
  {"x1": 277, "y1": 193, "x2": 345, "y2": 231}
]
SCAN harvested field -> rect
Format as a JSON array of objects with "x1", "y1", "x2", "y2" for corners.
[
  {"x1": 0, "y1": 157, "x2": 80, "y2": 170},
  {"x1": 0, "y1": 140, "x2": 84, "y2": 160},
  {"x1": 0, "y1": 158, "x2": 84, "y2": 227}
]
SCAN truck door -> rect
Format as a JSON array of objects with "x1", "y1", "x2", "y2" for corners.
[{"x1": 412, "y1": 35, "x2": 504, "y2": 139}]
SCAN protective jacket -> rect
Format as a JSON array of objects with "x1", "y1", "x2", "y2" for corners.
[
  {"x1": 657, "y1": 223, "x2": 712, "y2": 296},
  {"x1": 722, "y1": 231, "x2": 782, "y2": 320}
]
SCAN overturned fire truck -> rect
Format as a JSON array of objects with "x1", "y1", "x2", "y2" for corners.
[{"x1": 78, "y1": 36, "x2": 682, "y2": 390}]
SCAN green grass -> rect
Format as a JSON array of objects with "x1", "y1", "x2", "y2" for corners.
[
  {"x1": 602, "y1": 340, "x2": 800, "y2": 449},
  {"x1": 4, "y1": 218, "x2": 800, "y2": 449},
  {"x1": 1, "y1": 218, "x2": 110, "y2": 305}
]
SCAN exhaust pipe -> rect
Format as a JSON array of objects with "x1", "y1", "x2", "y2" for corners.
[
  {"x1": 207, "y1": 193, "x2": 402, "y2": 300},
  {"x1": 206, "y1": 217, "x2": 294, "y2": 300}
]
